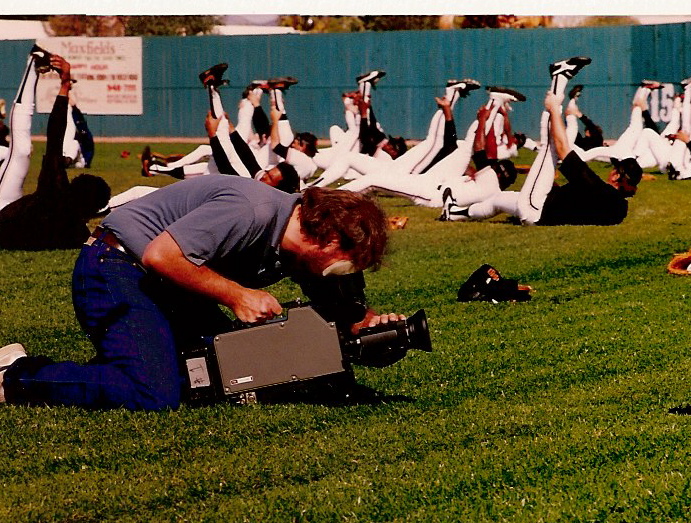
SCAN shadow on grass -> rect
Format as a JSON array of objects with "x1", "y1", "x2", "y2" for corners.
[{"x1": 186, "y1": 381, "x2": 416, "y2": 408}]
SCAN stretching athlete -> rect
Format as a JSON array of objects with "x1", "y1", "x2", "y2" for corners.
[
  {"x1": 443, "y1": 56, "x2": 641, "y2": 226},
  {"x1": 0, "y1": 46, "x2": 110, "y2": 250}
]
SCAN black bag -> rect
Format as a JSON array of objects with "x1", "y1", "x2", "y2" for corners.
[{"x1": 457, "y1": 264, "x2": 531, "y2": 303}]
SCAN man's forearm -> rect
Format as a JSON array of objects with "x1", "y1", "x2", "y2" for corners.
[
  {"x1": 141, "y1": 232, "x2": 281, "y2": 322},
  {"x1": 473, "y1": 116, "x2": 488, "y2": 153},
  {"x1": 143, "y1": 233, "x2": 245, "y2": 305},
  {"x1": 548, "y1": 106, "x2": 571, "y2": 160},
  {"x1": 45, "y1": 95, "x2": 69, "y2": 159}
]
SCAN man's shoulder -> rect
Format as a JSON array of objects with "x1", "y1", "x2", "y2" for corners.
[{"x1": 179, "y1": 176, "x2": 301, "y2": 216}]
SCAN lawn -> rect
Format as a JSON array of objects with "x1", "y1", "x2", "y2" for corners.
[{"x1": 2, "y1": 142, "x2": 691, "y2": 521}]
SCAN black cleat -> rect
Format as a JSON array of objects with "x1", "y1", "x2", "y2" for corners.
[
  {"x1": 30, "y1": 44, "x2": 53, "y2": 74},
  {"x1": 549, "y1": 56, "x2": 591, "y2": 79},
  {"x1": 568, "y1": 84, "x2": 583, "y2": 99},
  {"x1": 640, "y1": 79, "x2": 663, "y2": 90},
  {"x1": 268, "y1": 76, "x2": 298, "y2": 91},
  {"x1": 513, "y1": 132, "x2": 527, "y2": 149},
  {"x1": 199, "y1": 63, "x2": 229, "y2": 87},
  {"x1": 437, "y1": 187, "x2": 454, "y2": 221},
  {"x1": 487, "y1": 86, "x2": 527, "y2": 102},
  {"x1": 447, "y1": 78, "x2": 481, "y2": 97},
  {"x1": 249, "y1": 79, "x2": 269, "y2": 90},
  {"x1": 356, "y1": 70, "x2": 386, "y2": 86}
]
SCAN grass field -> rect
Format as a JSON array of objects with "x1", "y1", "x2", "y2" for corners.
[{"x1": 3, "y1": 142, "x2": 691, "y2": 521}]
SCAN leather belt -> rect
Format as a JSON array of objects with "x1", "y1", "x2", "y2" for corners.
[
  {"x1": 88, "y1": 226, "x2": 135, "y2": 258},
  {"x1": 87, "y1": 226, "x2": 146, "y2": 272}
]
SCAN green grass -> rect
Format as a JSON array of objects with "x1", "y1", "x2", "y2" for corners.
[{"x1": 3, "y1": 143, "x2": 691, "y2": 521}]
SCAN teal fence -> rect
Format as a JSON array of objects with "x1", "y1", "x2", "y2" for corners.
[{"x1": 1, "y1": 23, "x2": 689, "y2": 141}]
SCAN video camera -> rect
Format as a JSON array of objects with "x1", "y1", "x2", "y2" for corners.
[{"x1": 179, "y1": 302, "x2": 432, "y2": 405}]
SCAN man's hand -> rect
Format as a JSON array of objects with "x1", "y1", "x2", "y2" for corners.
[
  {"x1": 246, "y1": 90, "x2": 261, "y2": 107},
  {"x1": 51, "y1": 55, "x2": 71, "y2": 83},
  {"x1": 544, "y1": 91, "x2": 571, "y2": 161},
  {"x1": 564, "y1": 105, "x2": 582, "y2": 118},
  {"x1": 270, "y1": 105, "x2": 283, "y2": 123},
  {"x1": 436, "y1": 96, "x2": 450, "y2": 109},
  {"x1": 230, "y1": 288, "x2": 283, "y2": 324},
  {"x1": 436, "y1": 96, "x2": 453, "y2": 121},
  {"x1": 204, "y1": 111, "x2": 220, "y2": 137},
  {"x1": 205, "y1": 111, "x2": 233, "y2": 138},
  {"x1": 350, "y1": 310, "x2": 406, "y2": 334},
  {"x1": 366, "y1": 312, "x2": 406, "y2": 327},
  {"x1": 544, "y1": 91, "x2": 564, "y2": 112},
  {"x1": 52, "y1": 55, "x2": 73, "y2": 97},
  {"x1": 632, "y1": 97, "x2": 648, "y2": 111},
  {"x1": 142, "y1": 231, "x2": 282, "y2": 325}
]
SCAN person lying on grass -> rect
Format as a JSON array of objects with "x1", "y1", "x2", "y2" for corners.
[
  {"x1": 442, "y1": 56, "x2": 641, "y2": 226},
  {"x1": 0, "y1": 47, "x2": 110, "y2": 250}
]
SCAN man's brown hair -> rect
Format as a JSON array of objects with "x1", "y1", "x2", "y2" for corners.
[{"x1": 300, "y1": 187, "x2": 388, "y2": 271}]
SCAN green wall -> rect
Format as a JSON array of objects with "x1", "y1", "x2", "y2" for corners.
[{"x1": 1, "y1": 23, "x2": 689, "y2": 140}]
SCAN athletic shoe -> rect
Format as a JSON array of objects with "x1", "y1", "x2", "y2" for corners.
[
  {"x1": 447, "y1": 78, "x2": 481, "y2": 98},
  {"x1": 640, "y1": 79, "x2": 663, "y2": 90},
  {"x1": 437, "y1": 187, "x2": 455, "y2": 221},
  {"x1": 513, "y1": 132, "x2": 527, "y2": 149},
  {"x1": 568, "y1": 85, "x2": 583, "y2": 99},
  {"x1": 668, "y1": 164, "x2": 681, "y2": 180},
  {"x1": 0, "y1": 99, "x2": 5, "y2": 119},
  {"x1": 242, "y1": 80, "x2": 269, "y2": 98},
  {"x1": 30, "y1": 44, "x2": 53, "y2": 74},
  {"x1": 549, "y1": 56, "x2": 591, "y2": 79},
  {"x1": 356, "y1": 70, "x2": 386, "y2": 86},
  {"x1": 199, "y1": 63, "x2": 229, "y2": 87},
  {"x1": 437, "y1": 187, "x2": 452, "y2": 221},
  {"x1": 0, "y1": 343, "x2": 27, "y2": 403},
  {"x1": 268, "y1": 76, "x2": 298, "y2": 90},
  {"x1": 487, "y1": 86, "x2": 527, "y2": 102}
]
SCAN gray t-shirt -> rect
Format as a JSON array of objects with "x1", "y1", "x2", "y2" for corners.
[{"x1": 103, "y1": 176, "x2": 300, "y2": 288}]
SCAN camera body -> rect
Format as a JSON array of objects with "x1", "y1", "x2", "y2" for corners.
[{"x1": 179, "y1": 302, "x2": 431, "y2": 405}]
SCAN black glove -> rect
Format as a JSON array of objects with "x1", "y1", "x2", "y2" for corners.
[{"x1": 457, "y1": 264, "x2": 531, "y2": 303}]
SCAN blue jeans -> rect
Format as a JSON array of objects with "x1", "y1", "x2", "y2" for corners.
[{"x1": 4, "y1": 239, "x2": 232, "y2": 410}]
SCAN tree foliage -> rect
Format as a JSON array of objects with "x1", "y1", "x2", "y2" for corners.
[
  {"x1": 360, "y1": 15, "x2": 444, "y2": 31},
  {"x1": 279, "y1": 15, "x2": 553, "y2": 32},
  {"x1": 279, "y1": 15, "x2": 445, "y2": 32},
  {"x1": 579, "y1": 16, "x2": 640, "y2": 27},
  {"x1": 123, "y1": 15, "x2": 221, "y2": 36},
  {"x1": 47, "y1": 15, "x2": 221, "y2": 37}
]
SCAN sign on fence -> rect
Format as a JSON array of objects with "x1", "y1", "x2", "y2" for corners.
[{"x1": 35, "y1": 37, "x2": 142, "y2": 115}]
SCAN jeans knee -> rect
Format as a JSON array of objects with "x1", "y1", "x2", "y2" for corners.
[{"x1": 136, "y1": 383, "x2": 181, "y2": 411}]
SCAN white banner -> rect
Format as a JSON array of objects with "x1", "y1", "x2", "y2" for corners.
[{"x1": 35, "y1": 37, "x2": 143, "y2": 115}]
